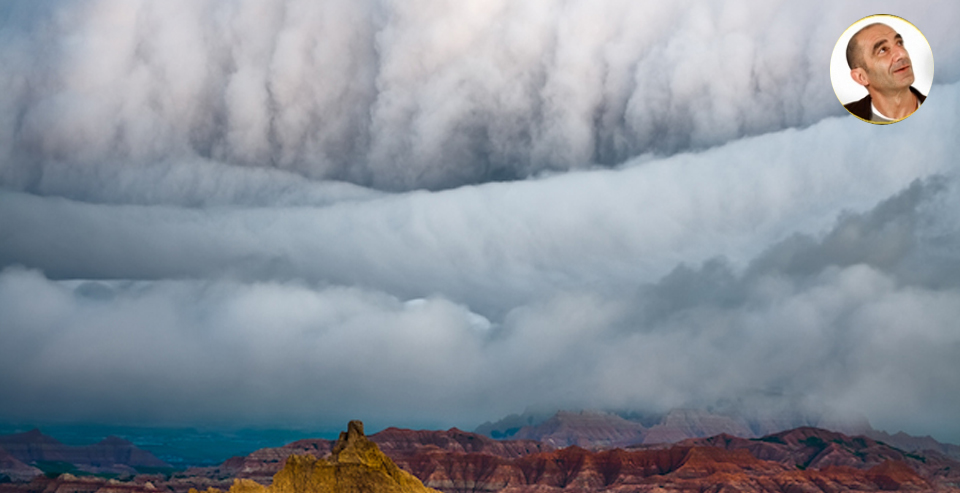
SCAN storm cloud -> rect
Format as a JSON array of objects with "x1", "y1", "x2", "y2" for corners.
[
  {"x1": 0, "y1": 0, "x2": 958, "y2": 195},
  {"x1": 1, "y1": 1, "x2": 959, "y2": 444}
]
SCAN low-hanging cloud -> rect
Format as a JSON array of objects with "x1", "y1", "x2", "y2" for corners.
[
  {"x1": 1, "y1": 175, "x2": 958, "y2": 440},
  {"x1": 1, "y1": 0, "x2": 958, "y2": 195}
]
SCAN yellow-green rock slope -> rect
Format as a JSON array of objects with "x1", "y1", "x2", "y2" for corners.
[{"x1": 191, "y1": 421, "x2": 439, "y2": 493}]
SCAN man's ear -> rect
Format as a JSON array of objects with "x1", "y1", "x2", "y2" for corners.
[{"x1": 850, "y1": 67, "x2": 869, "y2": 87}]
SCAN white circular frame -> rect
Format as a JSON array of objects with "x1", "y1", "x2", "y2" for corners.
[{"x1": 830, "y1": 15, "x2": 934, "y2": 106}]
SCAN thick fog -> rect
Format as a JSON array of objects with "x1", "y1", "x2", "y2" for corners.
[{"x1": 1, "y1": 0, "x2": 959, "y2": 443}]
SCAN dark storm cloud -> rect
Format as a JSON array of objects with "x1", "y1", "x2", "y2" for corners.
[
  {"x1": 0, "y1": 0, "x2": 957, "y2": 195},
  {"x1": 1, "y1": 82, "x2": 955, "y2": 316}
]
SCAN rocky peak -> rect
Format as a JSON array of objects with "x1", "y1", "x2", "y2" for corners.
[
  {"x1": 330, "y1": 420, "x2": 366, "y2": 458},
  {"x1": 0, "y1": 428, "x2": 61, "y2": 446},
  {"x1": 190, "y1": 421, "x2": 440, "y2": 493}
]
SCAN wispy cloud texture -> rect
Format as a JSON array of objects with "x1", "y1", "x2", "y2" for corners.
[{"x1": 1, "y1": 1, "x2": 959, "y2": 443}]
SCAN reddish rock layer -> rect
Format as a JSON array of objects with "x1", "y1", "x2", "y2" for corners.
[
  {"x1": 184, "y1": 427, "x2": 551, "y2": 487},
  {"x1": 672, "y1": 426, "x2": 960, "y2": 485},
  {"x1": 182, "y1": 426, "x2": 960, "y2": 492},
  {"x1": 397, "y1": 444, "x2": 950, "y2": 492},
  {"x1": 374, "y1": 428, "x2": 550, "y2": 459}
]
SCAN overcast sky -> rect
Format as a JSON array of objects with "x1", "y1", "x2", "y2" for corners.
[{"x1": 1, "y1": 0, "x2": 959, "y2": 444}]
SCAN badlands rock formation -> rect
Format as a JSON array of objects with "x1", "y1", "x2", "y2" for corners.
[
  {"x1": 3, "y1": 425, "x2": 959, "y2": 493},
  {"x1": 189, "y1": 421, "x2": 438, "y2": 493},
  {"x1": 477, "y1": 408, "x2": 960, "y2": 458},
  {"x1": 182, "y1": 425, "x2": 960, "y2": 493}
]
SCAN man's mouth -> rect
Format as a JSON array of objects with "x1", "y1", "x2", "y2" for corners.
[{"x1": 893, "y1": 63, "x2": 912, "y2": 75}]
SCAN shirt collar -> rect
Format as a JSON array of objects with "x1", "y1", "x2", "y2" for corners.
[{"x1": 871, "y1": 94, "x2": 920, "y2": 122}]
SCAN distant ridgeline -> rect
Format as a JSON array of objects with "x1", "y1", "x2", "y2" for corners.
[
  {"x1": 474, "y1": 408, "x2": 960, "y2": 457},
  {"x1": 0, "y1": 425, "x2": 335, "y2": 468},
  {"x1": 0, "y1": 428, "x2": 170, "y2": 480}
]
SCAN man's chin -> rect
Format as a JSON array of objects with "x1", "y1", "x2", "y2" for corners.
[
  {"x1": 893, "y1": 66, "x2": 915, "y2": 86},
  {"x1": 901, "y1": 73, "x2": 916, "y2": 88}
]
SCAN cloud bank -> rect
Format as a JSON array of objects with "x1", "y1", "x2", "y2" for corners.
[
  {"x1": 1, "y1": 1, "x2": 959, "y2": 444},
  {"x1": 3, "y1": 80, "x2": 960, "y2": 440},
  {"x1": 0, "y1": 0, "x2": 958, "y2": 195},
  {"x1": 1, "y1": 175, "x2": 959, "y2": 438}
]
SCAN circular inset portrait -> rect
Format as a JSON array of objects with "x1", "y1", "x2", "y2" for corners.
[{"x1": 830, "y1": 15, "x2": 934, "y2": 124}]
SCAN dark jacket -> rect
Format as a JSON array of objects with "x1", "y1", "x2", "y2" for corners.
[{"x1": 844, "y1": 86, "x2": 926, "y2": 122}]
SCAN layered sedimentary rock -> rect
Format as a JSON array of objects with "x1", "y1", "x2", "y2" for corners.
[
  {"x1": 373, "y1": 427, "x2": 550, "y2": 459},
  {"x1": 179, "y1": 424, "x2": 960, "y2": 492},
  {"x1": 393, "y1": 441, "x2": 947, "y2": 492},
  {"x1": 189, "y1": 421, "x2": 438, "y2": 493},
  {"x1": 673, "y1": 427, "x2": 960, "y2": 488},
  {"x1": 4, "y1": 425, "x2": 959, "y2": 493},
  {"x1": 189, "y1": 425, "x2": 551, "y2": 487}
]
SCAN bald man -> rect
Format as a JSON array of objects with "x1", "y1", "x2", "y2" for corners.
[{"x1": 844, "y1": 22, "x2": 925, "y2": 122}]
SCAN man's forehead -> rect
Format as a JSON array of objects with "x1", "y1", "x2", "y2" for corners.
[{"x1": 860, "y1": 24, "x2": 900, "y2": 46}]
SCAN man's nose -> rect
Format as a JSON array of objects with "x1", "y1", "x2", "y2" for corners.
[{"x1": 892, "y1": 43, "x2": 908, "y2": 61}]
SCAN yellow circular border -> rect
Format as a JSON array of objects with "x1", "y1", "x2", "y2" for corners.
[{"x1": 830, "y1": 14, "x2": 934, "y2": 125}]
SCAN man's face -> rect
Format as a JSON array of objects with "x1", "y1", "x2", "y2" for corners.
[{"x1": 854, "y1": 24, "x2": 914, "y2": 92}]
